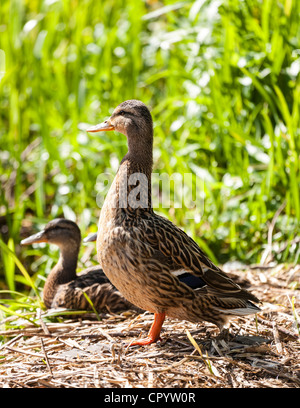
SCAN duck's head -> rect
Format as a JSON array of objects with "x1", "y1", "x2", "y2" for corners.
[
  {"x1": 21, "y1": 218, "x2": 81, "y2": 248},
  {"x1": 87, "y1": 100, "x2": 153, "y2": 154}
]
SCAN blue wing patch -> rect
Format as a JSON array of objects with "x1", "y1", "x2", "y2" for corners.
[{"x1": 177, "y1": 272, "x2": 206, "y2": 290}]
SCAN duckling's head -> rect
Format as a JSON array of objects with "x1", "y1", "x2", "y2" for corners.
[
  {"x1": 87, "y1": 100, "x2": 153, "y2": 153},
  {"x1": 21, "y1": 218, "x2": 81, "y2": 249}
]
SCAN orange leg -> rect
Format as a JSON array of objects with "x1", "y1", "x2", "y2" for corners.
[{"x1": 130, "y1": 312, "x2": 166, "y2": 346}]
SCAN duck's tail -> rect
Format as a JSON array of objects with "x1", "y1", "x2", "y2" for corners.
[{"x1": 217, "y1": 299, "x2": 261, "y2": 316}]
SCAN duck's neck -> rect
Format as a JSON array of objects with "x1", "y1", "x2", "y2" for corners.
[
  {"x1": 43, "y1": 243, "x2": 79, "y2": 307},
  {"x1": 127, "y1": 132, "x2": 153, "y2": 167},
  {"x1": 117, "y1": 136, "x2": 153, "y2": 214},
  {"x1": 55, "y1": 246, "x2": 79, "y2": 282}
]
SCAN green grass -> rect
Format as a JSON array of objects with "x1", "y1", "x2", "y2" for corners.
[{"x1": 0, "y1": 0, "x2": 299, "y2": 314}]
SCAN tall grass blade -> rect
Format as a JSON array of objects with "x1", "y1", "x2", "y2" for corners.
[{"x1": 0, "y1": 239, "x2": 41, "y2": 302}]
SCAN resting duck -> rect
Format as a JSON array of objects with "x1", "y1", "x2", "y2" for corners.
[
  {"x1": 21, "y1": 218, "x2": 138, "y2": 314},
  {"x1": 87, "y1": 100, "x2": 261, "y2": 346}
]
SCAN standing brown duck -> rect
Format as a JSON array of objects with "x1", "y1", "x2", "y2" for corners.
[
  {"x1": 87, "y1": 100, "x2": 260, "y2": 346},
  {"x1": 21, "y1": 218, "x2": 139, "y2": 314}
]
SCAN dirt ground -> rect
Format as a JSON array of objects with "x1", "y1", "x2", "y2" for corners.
[{"x1": 0, "y1": 263, "x2": 299, "y2": 388}]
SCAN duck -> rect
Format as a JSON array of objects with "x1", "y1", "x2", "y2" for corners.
[
  {"x1": 21, "y1": 218, "x2": 139, "y2": 314},
  {"x1": 87, "y1": 99, "x2": 261, "y2": 346}
]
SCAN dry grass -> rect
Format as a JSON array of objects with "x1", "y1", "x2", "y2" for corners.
[{"x1": 0, "y1": 264, "x2": 299, "y2": 388}]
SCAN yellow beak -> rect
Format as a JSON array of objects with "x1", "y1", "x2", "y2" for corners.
[
  {"x1": 21, "y1": 231, "x2": 48, "y2": 245},
  {"x1": 86, "y1": 121, "x2": 114, "y2": 132}
]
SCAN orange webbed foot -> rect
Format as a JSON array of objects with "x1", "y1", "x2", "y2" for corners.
[
  {"x1": 129, "y1": 335, "x2": 162, "y2": 347},
  {"x1": 129, "y1": 312, "x2": 166, "y2": 347}
]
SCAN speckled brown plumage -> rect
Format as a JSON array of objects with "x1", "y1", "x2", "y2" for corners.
[
  {"x1": 21, "y1": 218, "x2": 139, "y2": 314},
  {"x1": 87, "y1": 100, "x2": 261, "y2": 345}
]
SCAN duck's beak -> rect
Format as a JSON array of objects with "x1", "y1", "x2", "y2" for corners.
[
  {"x1": 21, "y1": 230, "x2": 48, "y2": 245},
  {"x1": 83, "y1": 232, "x2": 97, "y2": 243},
  {"x1": 86, "y1": 120, "x2": 114, "y2": 132}
]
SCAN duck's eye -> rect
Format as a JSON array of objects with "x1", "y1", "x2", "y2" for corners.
[{"x1": 119, "y1": 110, "x2": 126, "y2": 116}]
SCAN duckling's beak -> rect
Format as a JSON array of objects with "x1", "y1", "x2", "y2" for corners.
[
  {"x1": 21, "y1": 230, "x2": 48, "y2": 245},
  {"x1": 83, "y1": 232, "x2": 97, "y2": 243},
  {"x1": 86, "y1": 120, "x2": 114, "y2": 132}
]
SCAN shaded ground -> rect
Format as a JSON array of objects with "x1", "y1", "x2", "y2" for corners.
[{"x1": 0, "y1": 264, "x2": 299, "y2": 388}]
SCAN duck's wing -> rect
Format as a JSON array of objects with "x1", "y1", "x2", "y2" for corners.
[
  {"x1": 51, "y1": 268, "x2": 141, "y2": 313},
  {"x1": 76, "y1": 265, "x2": 113, "y2": 284},
  {"x1": 135, "y1": 213, "x2": 259, "y2": 303}
]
